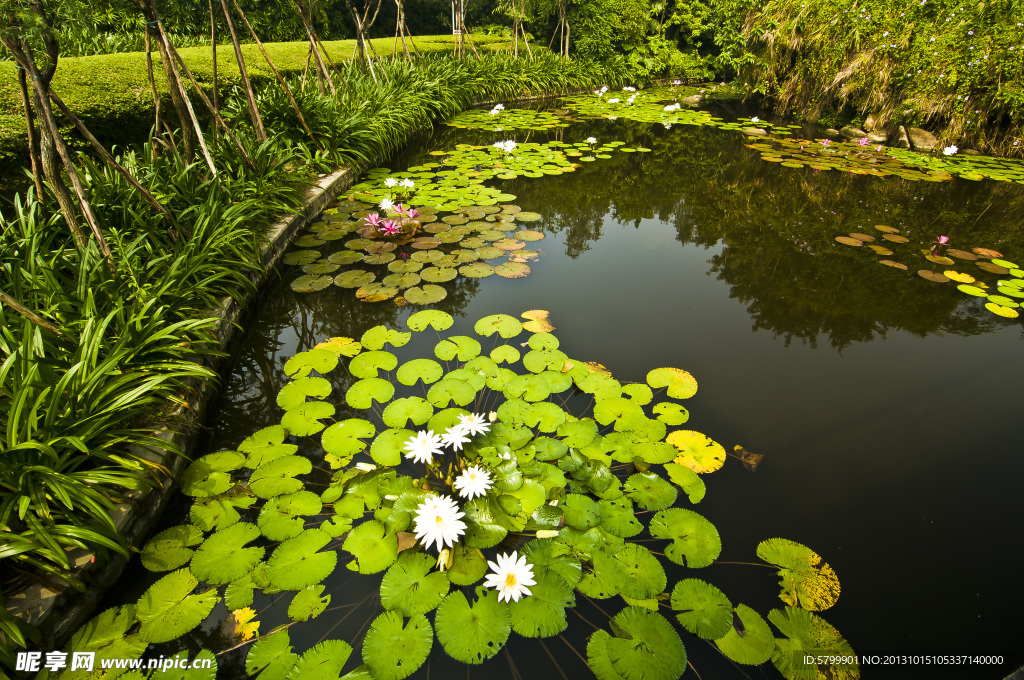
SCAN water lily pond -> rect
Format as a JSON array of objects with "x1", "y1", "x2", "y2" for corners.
[{"x1": 99, "y1": 91, "x2": 1024, "y2": 680}]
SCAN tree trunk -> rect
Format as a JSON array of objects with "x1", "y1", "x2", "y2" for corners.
[
  {"x1": 209, "y1": 0, "x2": 218, "y2": 143},
  {"x1": 231, "y1": 0, "x2": 318, "y2": 144},
  {"x1": 17, "y1": 68, "x2": 46, "y2": 200},
  {"x1": 141, "y1": 12, "x2": 195, "y2": 160},
  {"x1": 292, "y1": 0, "x2": 335, "y2": 95},
  {"x1": 220, "y1": 0, "x2": 267, "y2": 142}
]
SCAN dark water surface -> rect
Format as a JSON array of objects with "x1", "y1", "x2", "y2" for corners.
[{"x1": 108, "y1": 111, "x2": 1024, "y2": 679}]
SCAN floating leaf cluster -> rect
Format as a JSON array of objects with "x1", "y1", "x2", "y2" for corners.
[
  {"x1": 886, "y1": 147, "x2": 1024, "y2": 184},
  {"x1": 445, "y1": 107, "x2": 574, "y2": 131},
  {"x1": 285, "y1": 199, "x2": 546, "y2": 303},
  {"x1": 746, "y1": 139, "x2": 955, "y2": 180},
  {"x1": 832, "y1": 226, "x2": 1023, "y2": 319},
  {"x1": 48, "y1": 311, "x2": 861, "y2": 680}
]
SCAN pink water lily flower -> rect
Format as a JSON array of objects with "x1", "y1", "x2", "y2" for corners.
[
  {"x1": 875, "y1": 145, "x2": 884, "y2": 152},
  {"x1": 364, "y1": 212, "x2": 382, "y2": 227},
  {"x1": 857, "y1": 137, "x2": 870, "y2": 146},
  {"x1": 380, "y1": 220, "x2": 402, "y2": 236},
  {"x1": 406, "y1": 208, "x2": 419, "y2": 219},
  {"x1": 394, "y1": 203, "x2": 407, "y2": 217},
  {"x1": 934, "y1": 235, "x2": 950, "y2": 245},
  {"x1": 820, "y1": 138, "x2": 832, "y2": 147}
]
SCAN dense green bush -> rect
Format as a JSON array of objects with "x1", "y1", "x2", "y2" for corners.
[{"x1": 739, "y1": 0, "x2": 1024, "y2": 153}]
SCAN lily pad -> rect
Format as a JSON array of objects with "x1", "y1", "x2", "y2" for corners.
[
  {"x1": 266, "y1": 528, "x2": 338, "y2": 590},
  {"x1": 380, "y1": 552, "x2": 450, "y2": 617},
  {"x1": 666, "y1": 430, "x2": 726, "y2": 473},
  {"x1": 769, "y1": 607, "x2": 860, "y2": 680},
  {"x1": 403, "y1": 285, "x2": 448, "y2": 304},
  {"x1": 434, "y1": 589, "x2": 510, "y2": 664},
  {"x1": 587, "y1": 607, "x2": 687, "y2": 680},
  {"x1": 191, "y1": 522, "x2": 264, "y2": 584},
  {"x1": 671, "y1": 579, "x2": 733, "y2": 639},
  {"x1": 646, "y1": 367, "x2": 698, "y2": 399},
  {"x1": 715, "y1": 604, "x2": 774, "y2": 665},
  {"x1": 756, "y1": 538, "x2": 841, "y2": 611},
  {"x1": 917, "y1": 270, "x2": 950, "y2": 283},
  {"x1": 494, "y1": 261, "x2": 532, "y2": 278},
  {"x1": 363, "y1": 611, "x2": 433, "y2": 680},
  {"x1": 137, "y1": 569, "x2": 219, "y2": 644},
  {"x1": 649, "y1": 508, "x2": 721, "y2": 568}
]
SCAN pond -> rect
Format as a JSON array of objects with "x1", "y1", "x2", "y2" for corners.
[{"x1": 105, "y1": 92, "x2": 1024, "y2": 680}]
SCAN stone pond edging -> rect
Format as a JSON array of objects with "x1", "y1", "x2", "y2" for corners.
[{"x1": 4, "y1": 165, "x2": 357, "y2": 652}]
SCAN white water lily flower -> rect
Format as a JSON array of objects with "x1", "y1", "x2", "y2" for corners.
[
  {"x1": 502, "y1": 140, "x2": 517, "y2": 153},
  {"x1": 404, "y1": 430, "x2": 444, "y2": 464},
  {"x1": 484, "y1": 551, "x2": 536, "y2": 603},
  {"x1": 400, "y1": 178, "x2": 415, "y2": 189},
  {"x1": 384, "y1": 177, "x2": 397, "y2": 187},
  {"x1": 489, "y1": 108, "x2": 500, "y2": 115},
  {"x1": 454, "y1": 464, "x2": 493, "y2": 500},
  {"x1": 586, "y1": 136, "x2": 597, "y2": 144},
  {"x1": 379, "y1": 197, "x2": 395, "y2": 211},
  {"x1": 355, "y1": 462, "x2": 377, "y2": 472},
  {"x1": 750, "y1": 116, "x2": 760, "y2": 123},
  {"x1": 494, "y1": 103, "x2": 505, "y2": 110},
  {"x1": 413, "y1": 495, "x2": 466, "y2": 552},
  {"x1": 600, "y1": 85, "x2": 608, "y2": 92},
  {"x1": 440, "y1": 426, "x2": 472, "y2": 451},
  {"x1": 943, "y1": 145, "x2": 958, "y2": 155},
  {"x1": 457, "y1": 413, "x2": 491, "y2": 436},
  {"x1": 608, "y1": 98, "x2": 620, "y2": 104},
  {"x1": 623, "y1": 86, "x2": 636, "y2": 92}
]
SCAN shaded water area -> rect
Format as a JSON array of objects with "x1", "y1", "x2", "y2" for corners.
[{"x1": 107, "y1": 106, "x2": 1024, "y2": 679}]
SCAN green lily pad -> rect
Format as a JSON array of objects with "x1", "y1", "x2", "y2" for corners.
[
  {"x1": 284, "y1": 347, "x2": 339, "y2": 377},
  {"x1": 334, "y1": 269, "x2": 375, "y2": 288},
  {"x1": 662, "y1": 463, "x2": 706, "y2": 503},
  {"x1": 646, "y1": 367, "x2": 698, "y2": 399},
  {"x1": 258, "y1": 490, "x2": 322, "y2": 541},
  {"x1": 281, "y1": 400, "x2": 335, "y2": 437},
  {"x1": 670, "y1": 578, "x2": 733, "y2": 639},
  {"x1": 435, "y1": 589, "x2": 511, "y2": 664},
  {"x1": 382, "y1": 397, "x2": 434, "y2": 429},
  {"x1": 649, "y1": 508, "x2": 721, "y2": 568},
  {"x1": 249, "y1": 455, "x2": 312, "y2": 498},
  {"x1": 346, "y1": 377, "x2": 396, "y2": 409},
  {"x1": 652, "y1": 402, "x2": 689, "y2": 425},
  {"x1": 288, "y1": 584, "x2": 331, "y2": 622},
  {"x1": 587, "y1": 607, "x2": 687, "y2": 680},
  {"x1": 191, "y1": 522, "x2": 264, "y2": 584},
  {"x1": 510, "y1": 569, "x2": 575, "y2": 638},
  {"x1": 380, "y1": 552, "x2": 451, "y2": 616},
  {"x1": 624, "y1": 472, "x2": 677, "y2": 511},
  {"x1": 266, "y1": 528, "x2": 338, "y2": 590},
  {"x1": 181, "y1": 450, "x2": 244, "y2": 497},
  {"x1": 137, "y1": 568, "x2": 219, "y2": 644},
  {"x1": 290, "y1": 639, "x2": 352, "y2": 680},
  {"x1": 404, "y1": 285, "x2": 448, "y2": 304},
  {"x1": 141, "y1": 525, "x2": 203, "y2": 572},
  {"x1": 407, "y1": 309, "x2": 454, "y2": 331},
  {"x1": 342, "y1": 520, "x2": 398, "y2": 573},
  {"x1": 362, "y1": 611, "x2": 433, "y2": 680},
  {"x1": 459, "y1": 262, "x2": 494, "y2": 278},
  {"x1": 420, "y1": 266, "x2": 458, "y2": 282},
  {"x1": 715, "y1": 604, "x2": 774, "y2": 665},
  {"x1": 276, "y1": 376, "x2": 333, "y2": 410},
  {"x1": 322, "y1": 418, "x2": 376, "y2": 462}
]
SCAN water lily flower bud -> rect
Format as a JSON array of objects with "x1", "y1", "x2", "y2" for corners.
[{"x1": 535, "y1": 530, "x2": 559, "y2": 539}]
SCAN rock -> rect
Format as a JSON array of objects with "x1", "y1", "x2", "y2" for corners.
[
  {"x1": 840, "y1": 125, "x2": 868, "y2": 139},
  {"x1": 742, "y1": 127, "x2": 768, "y2": 136},
  {"x1": 680, "y1": 94, "x2": 703, "y2": 106},
  {"x1": 825, "y1": 128, "x2": 840, "y2": 136},
  {"x1": 907, "y1": 126, "x2": 939, "y2": 151},
  {"x1": 897, "y1": 126, "x2": 911, "y2": 149},
  {"x1": 864, "y1": 114, "x2": 878, "y2": 131},
  {"x1": 868, "y1": 131, "x2": 887, "y2": 143}
]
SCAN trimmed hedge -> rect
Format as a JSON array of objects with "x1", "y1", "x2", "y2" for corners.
[{"x1": 0, "y1": 35, "x2": 510, "y2": 166}]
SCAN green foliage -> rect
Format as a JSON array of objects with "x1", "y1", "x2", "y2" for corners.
[{"x1": 740, "y1": 0, "x2": 1024, "y2": 154}]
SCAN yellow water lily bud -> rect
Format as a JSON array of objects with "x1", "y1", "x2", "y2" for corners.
[
  {"x1": 437, "y1": 548, "x2": 453, "y2": 571},
  {"x1": 535, "y1": 530, "x2": 559, "y2": 539}
]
